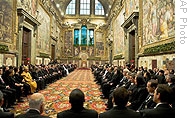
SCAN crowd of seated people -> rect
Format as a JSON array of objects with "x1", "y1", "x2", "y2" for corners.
[
  {"x1": 0, "y1": 61, "x2": 175, "y2": 118},
  {"x1": 91, "y1": 63, "x2": 175, "y2": 113},
  {"x1": 0, "y1": 62, "x2": 76, "y2": 112}
]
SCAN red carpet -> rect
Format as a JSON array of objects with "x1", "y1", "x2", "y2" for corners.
[{"x1": 14, "y1": 69, "x2": 106, "y2": 118}]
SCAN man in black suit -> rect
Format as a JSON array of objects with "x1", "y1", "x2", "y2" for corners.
[
  {"x1": 15, "y1": 93, "x2": 49, "y2": 118},
  {"x1": 140, "y1": 84, "x2": 175, "y2": 118},
  {"x1": 156, "y1": 70, "x2": 166, "y2": 84},
  {"x1": 0, "y1": 67, "x2": 16, "y2": 109},
  {"x1": 99, "y1": 86, "x2": 140, "y2": 118},
  {"x1": 137, "y1": 79, "x2": 158, "y2": 111},
  {"x1": 57, "y1": 88, "x2": 98, "y2": 118},
  {"x1": 165, "y1": 74, "x2": 175, "y2": 108},
  {"x1": 0, "y1": 90, "x2": 14, "y2": 118}
]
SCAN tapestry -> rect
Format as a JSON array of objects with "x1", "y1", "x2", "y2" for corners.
[
  {"x1": 0, "y1": 0, "x2": 13, "y2": 43},
  {"x1": 55, "y1": 26, "x2": 61, "y2": 57},
  {"x1": 95, "y1": 42, "x2": 104, "y2": 56},
  {"x1": 113, "y1": 7, "x2": 125, "y2": 55},
  {"x1": 37, "y1": 5, "x2": 50, "y2": 53},
  {"x1": 17, "y1": 0, "x2": 38, "y2": 17},
  {"x1": 64, "y1": 30, "x2": 73, "y2": 56},
  {"x1": 125, "y1": 0, "x2": 139, "y2": 19},
  {"x1": 51, "y1": 16, "x2": 57, "y2": 38},
  {"x1": 143, "y1": 0, "x2": 175, "y2": 45}
]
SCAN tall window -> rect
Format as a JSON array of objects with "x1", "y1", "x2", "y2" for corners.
[
  {"x1": 95, "y1": 0, "x2": 104, "y2": 15},
  {"x1": 89, "y1": 29, "x2": 94, "y2": 45},
  {"x1": 74, "y1": 29, "x2": 79, "y2": 45},
  {"x1": 80, "y1": 0, "x2": 90, "y2": 15},
  {"x1": 74, "y1": 26, "x2": 94, "y2": 46},
  {"x1": 66, "y1": 0, "x2": 76, "y2": 14},
  {"x1": 81, "y1": 25, "x2": 87, "y2": 44}
]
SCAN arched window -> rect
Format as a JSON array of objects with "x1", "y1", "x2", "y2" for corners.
[
  {"x1": 74, "y1": 25, "x2": 94, "y2": 46},
  {"x1": 66, "y1": 0, "x2": 76, "y2": 15},
  {"x1": 80, "y1": 0, "x2": 90, "y2": 15},
  {"x1": 65, "y1": 0, "x2": 104, "y2": 16},
  {"x1": 95, "y1": 0, "x2": 104, "y2": 15}
]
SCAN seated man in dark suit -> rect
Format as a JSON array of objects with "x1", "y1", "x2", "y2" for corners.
[
  {"x1": 140, "y1": 84, "x2": 175, "y2": 118},
  {"x1": 57, "y1": 88, "x2": 98, "y2": 118},
  {"x1": 0, "y1": 90, "x2": 14, "y2": 118},
  {"x1": 137, "y1": 79, "x2": 158, "y2": 111},
  {"x1": 99, "y1": 86, "x2": 140, "y2": 118},
  {"x1": 15, "y1": 93, "x2": 49, "y2": 118}
]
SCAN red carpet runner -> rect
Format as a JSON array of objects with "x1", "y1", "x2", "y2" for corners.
[{"x1": 14, "y1": 68, "x2": 106, "y2": 118}]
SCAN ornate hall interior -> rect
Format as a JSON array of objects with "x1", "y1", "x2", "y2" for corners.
[
  {"x1": 0, "y1": 0, "x2": 175, "y2": 69},
  {"x1": 0, "y1": 0, "x2": 175, "y2": 118}
]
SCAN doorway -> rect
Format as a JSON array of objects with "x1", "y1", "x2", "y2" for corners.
[
  {"x1": 129, "y1": 30, "x2": 135, "y2": 65},
  {"x1": 22, "y1": 27, "x2": 31, "y2": 65},
  {"x1": 152, "y1": 60, "x2": 157, "y2": 69},
  {"x1": 51, "y1": 44, "x2": 55, "y2": 60}
]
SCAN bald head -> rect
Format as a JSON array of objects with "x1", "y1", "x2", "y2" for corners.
[
  {"x1": 29, "y1": 93, "x2": 45, "y2": 113},
  {"x1": 30, "y1": 93, "x2": 45, "y2": 101},
  {"x1": 69, "y1": 89, "x2": 85, "y2": 104}
]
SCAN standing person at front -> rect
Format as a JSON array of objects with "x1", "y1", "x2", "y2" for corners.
[
  {"x1": 99, "y1": 86, "x2": 140, "y2": 118},
  {"x1": 140, "y1": 84, "x2": 175, "y2": 118},
  {"x1": 15, "y1": 93, "x2": 49, "y2": 118},
  {"x1": 57, "y1": 88, "x2": 98, "y2": 118}
]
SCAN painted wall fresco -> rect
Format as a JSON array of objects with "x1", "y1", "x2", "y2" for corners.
[
  {"x1": 64, "y1": 30, "x2": 73, "y2": 56},
  {"x1": 17, "y1": 0, "x2": 38, "y2": 17},
  {"x1": 74, "y1": 46, "x2": 80, "y2": 56},
  {"x1": 96, "y1": 42, "x2": 104, "y2": 56},
  {"x1": 138, "y1": 54, "x2": 175, "y2": 70},
  {"x1": 95, "y1": 31, "x2": 103, "y2": 42},
  {"x1": 113, "y1": 7, "x2": 125, "y2": 55},
  {"x1": 51, "y1": 16, "x2": 57, "y2": 38},
  {"x1": 0, "y1": 0, "x2": 13, "y2": 43},
  {"x1": 94, "y1": 31, "x2": 103, "y2": 57},
  {"x1": 87, "y1": 47, "x2": 94, "y2": 56},
  {"x1": 37, "y1": 5, "x2": 50, "y2": 53},
  {"x1": 56, "y1": 26, "x2": 61, "y2": 57},
  {"x1": 125, "y1": 0, "x2": 139, "y2": 19},
  {"x1": 143, "y1": 0, "x2": 175, "y2": 45}
]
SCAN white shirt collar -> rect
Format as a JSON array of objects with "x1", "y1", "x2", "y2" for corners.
[
  {"x1": 154, "y1": 102, "x2": 168, "y2": 108},
  {"x1": 28, "y1": 108, "x2": 41, "y2": 113}
]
